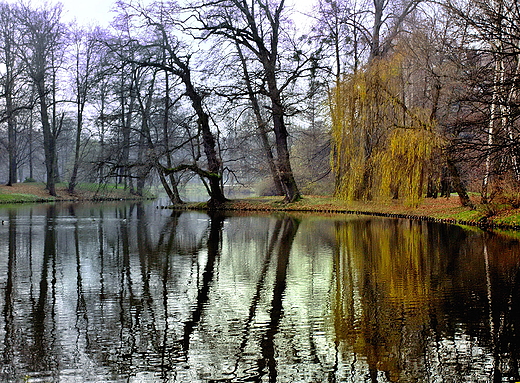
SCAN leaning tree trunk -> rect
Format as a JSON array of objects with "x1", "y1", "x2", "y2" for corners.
[
  {"x1": 236, "y1": 42, "x2": 284, "y2": 195},
  {"x1": 179, "y1": 66, "x2": 227, "y2": 205},
  {"x1": 161, "y1": 71, "x2": 184, "y2": 204},
  {"x1": 158, "y1": 168, "x2": 183, "y2": 204},
  {"x1": 447, "y1": 157, "x2": 473, "y2": 208},
  {"x1": 257, "y1": 14, "x2": 301, "y2": 203}
]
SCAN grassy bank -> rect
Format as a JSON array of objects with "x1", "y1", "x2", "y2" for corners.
[
  {"x1": 170, "y1": 195, "x2": 520, "y2": 230},
  {"x1": 0, "y1": 182, "x2": 154, "y2": 204}
]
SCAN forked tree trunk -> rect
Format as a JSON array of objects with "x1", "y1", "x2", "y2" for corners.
[{"x1": 447, "y1": 157, "x2": 473, "y2": 208}]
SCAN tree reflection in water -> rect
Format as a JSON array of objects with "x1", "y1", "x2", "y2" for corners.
[
  {"x1": 0, "y1": 204, "x2": 519, "y2": 382},
  {"x1": 331, "y1": 218, "x2": 520, "y2": 382}
]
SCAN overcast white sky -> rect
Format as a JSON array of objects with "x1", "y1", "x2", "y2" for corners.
[
  {"x1": 4, "y1": 0, "x2": 315, "y2": 28},
  {"x1": 60, "y1": 0, "x2": 117, "y2": 25}
]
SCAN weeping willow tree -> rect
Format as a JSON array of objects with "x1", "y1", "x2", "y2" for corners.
[
  {"x1": 378, "y1": 122, "x2": 440, "y2": 206},
  {"x1": 330, "y1": 52, "x2": 441, "y2": 206}
]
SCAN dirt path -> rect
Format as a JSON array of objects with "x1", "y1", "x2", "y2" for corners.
[{"x1": 0, "y1": 183, "x2": 55, "y2": 198}]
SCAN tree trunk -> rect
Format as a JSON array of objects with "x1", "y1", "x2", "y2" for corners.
[
  {"x1": 447, "y1": 157, "x2": 473, "y2": 208},
  {"x1": 180, "y1": 67, "x2": 227, "y2": 205},
  {"x1": 255, "y1": 2, "x2": 301, "y2": 203},
  {"x1": 29, "y1": 101, "x2": 34, "y2": 180},
  {"x1": 136, "y1": 117, "x2": 151, "y2": 196},
  {"x1": 136, "y1": 72, "x2": 157, "y2": 197},
  {"x1": 161, "y1": 71, "x2": 184, "y2": 205},
  {"x1": 158, "y1": 169, "x2": 183, "y2": 204},
  {"x1": 265, "y1": 69, "x2": 301, "y2": 202},
  {"x1": 235, "y1": 42, "x2": 284, "y2": 195},
  {"x1": 36, "y1": 76, "x2": 57, "y2": 196},
  {"x1": 370, "y1": 0, "x2": 384, "y2": 60},
  {"x1": 6, "y1": 89, "x2": 17, "y2": 186},
  {"x1": 2, "y1": 22, "x2": 17, "y2": 186},
  {"x1": 118, "y1": 63, "x2": 136, "y2": 191},
  {"x1": 222, "y1": 0, "x2": 301, "y2": 203},
  {"x1": 482, "y1": 56, "x2": 501, "y2": 203},
  {"x1": 68, "y1": 107, "x2": 82, "y2": 194}
]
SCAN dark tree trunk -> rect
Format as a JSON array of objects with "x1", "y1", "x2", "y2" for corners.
[
  {"x1": 1, "y1": 0, "x2": 17, "y2": 186},
  {"x1": 36, "y1": 76, "x2": 57, "y2": 196},
  {"x1": 179, "y1": 66, "x2": 227, "y2": 205},
  {"x1": 18, "y1": 4, "x2": 64, "y2": 197},
  {"x1": 5, "y1": 55, "x2": 17, "y2": 186},
  {"x1": 262, "y1": 49, "x2": 301, "y2": 203},
  {"x1": 6, "y1": 100, "x2": 17, "y2": 186},
  {"x1": 205, "y1": 0, "x2": 301, "y2": 203},
  {"x1": 161, "y1": 71, "x2": 184, "y2": 205},
  {"x1": 272, "y1": 109, "x2": 301, "y2": 203},
  {"x1": 68, "y1": 108, "x2": 82, "y2": 194},
  {"x1": 370, "y1": 0, "x2": 384, "y2": 59},
  {"x1": 447, "y1": 157, "x2": 473, "y2": 208},
  {"x1": 158, "y1": 169, "x2": 183, "y2": 204},
  {"x1": 236, "y1": 42, "x2": 284, "y2": 196}
]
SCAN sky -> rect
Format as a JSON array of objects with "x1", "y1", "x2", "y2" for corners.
[
  {"x1": 4, "y1": 0, "x2": 315, "y2": 28},
  {"x1": 60, "y1": 0, "x2": 117, "y2": 25}
]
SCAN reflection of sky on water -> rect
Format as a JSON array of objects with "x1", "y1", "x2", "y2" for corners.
[{"x1": 0, "y1": 203, "x2": 519, "y2": 382}]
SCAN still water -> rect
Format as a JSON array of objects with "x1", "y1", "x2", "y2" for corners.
[{"x1": 0, "y1": 202, "x2": 519, "y2": 383}]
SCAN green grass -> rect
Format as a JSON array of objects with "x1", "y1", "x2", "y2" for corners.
[
  {"x1": 0, "y1": 181, "x2": 155, "y2": 203},
  {"x1": 431, "y1": 207, "x2": 484, "y2": 222},
  {"x1": 0, "y1": 193, "x2": 54, "y2": 203},
  {"x1": 56, "y1": 182, "x2": 125, "y2": 191},
  {"x1": 492, "y1": 213, "x2": 520, "y2": 226}
]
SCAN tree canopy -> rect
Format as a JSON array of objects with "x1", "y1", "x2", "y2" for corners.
[{"x1": 1, "y1": 0, "x2": 519, "y2": 206}]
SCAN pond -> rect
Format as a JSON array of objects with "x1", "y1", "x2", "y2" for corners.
[{"x1": 0, "y1": 202, "x2": 519, "y2": 382}]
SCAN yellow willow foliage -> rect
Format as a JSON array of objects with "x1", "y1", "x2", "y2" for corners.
[
  {"x1": 330, "y1": 75, "x2": 367, "y2": 201},
  {"x1": 330, "y1": 54, "x2": 441, "y2": 204},
  {"x1": 377, "y1": 125, "x2": 439, "y2": 207}
]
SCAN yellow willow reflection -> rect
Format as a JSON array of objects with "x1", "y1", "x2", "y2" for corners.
[{"x1": 332, "y1": 219, "x2": 440, "y2": 382}]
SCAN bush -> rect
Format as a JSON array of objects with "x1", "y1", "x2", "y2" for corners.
[{"x1": 23, "y1": 177, "x2": 37, "y2": 183}]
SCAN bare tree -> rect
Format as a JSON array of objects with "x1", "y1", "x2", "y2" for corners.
[
  {"x1": 441, "y1": 0, "x2": 520, "y2": 202},
  {"x1": 154, "y1": 68, "x2": 185, "y2": 204},
  {"x1": 197, "y1": 0, "x2": 307, "y2": 202},
  {"x1": 0, "y1": 3, "x2": 27, "y2": 186},
  {"x1": 68, "y1": 25, "x2": 103, "y2": 194},
  {"x1": 16, "y1": 3, "x2": 66, "y2": 196},
  {"x1": 107, "y1": 3, "x2": 227, "y2": 204},
  {"x1": 369, "y1": 0, "x2": 423, "y2": 60},
  {"x1": 233, "y1": 40, "x2": 284, "y2": 195}
]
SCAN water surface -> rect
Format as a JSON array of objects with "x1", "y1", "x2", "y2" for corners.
[{"x1": 0, "y1": 202, "x2": 519, "y2": 382}]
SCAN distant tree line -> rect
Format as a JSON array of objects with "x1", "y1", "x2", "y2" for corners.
[{"x1": 1, "y1": 0, "x2": 519, "y2": 206}]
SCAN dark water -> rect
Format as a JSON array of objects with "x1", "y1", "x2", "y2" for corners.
[{"x1": 0, "y1": 202, "x2": 519, "y2": 383}]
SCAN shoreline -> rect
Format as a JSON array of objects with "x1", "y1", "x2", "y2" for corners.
[
  {"x1": 3, "y1": 183, "x2": 520, "y2": 231},
  {"x1": 164, "y1": 195, "x2": 520, "y2": 232}
]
